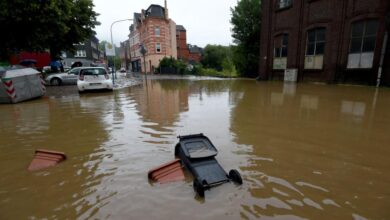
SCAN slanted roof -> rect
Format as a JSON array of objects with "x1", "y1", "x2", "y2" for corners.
[
  {"x1": 145, "y1": 4, "x2": 165, "y2": 18},
  {"x1": 189, "y1": 47, "x2": 200, "y2": 53},
  {"x1": 176, "y1": 25, "x2": 186, "y2": 31}
]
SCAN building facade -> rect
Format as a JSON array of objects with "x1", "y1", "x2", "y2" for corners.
[
  {"x1": 176, "y1": 25, "x2": 202, "y2": 63},
  {"x1": 176, "y1": 25, "x2": 190, "y2": 60},
  {"x1": 62, "y1": 36, "x2": 103, "y2": 67},
  {"x1": 129, "y1": 13, "x2": 142, "y2": 72},
  {"x1": 129, "y1": 1, "x2": 177, "y2": 73},
  {"x1": 188, "y1": 45, "x2": 202, "y2": 64},
  {"x1": 259, "y1": 0, "x2": 390, "y2": 86},
  {"x1": 119, "y1": 40, "x2": 131, "y2": 70}
]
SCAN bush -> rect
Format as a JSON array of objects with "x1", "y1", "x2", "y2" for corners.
[
  {"x1": 158, "y1": 57, "x2": 238, "y2": 78},
  {"x1": 158, "y1": 57, "x2": 188, "y2": 74}
]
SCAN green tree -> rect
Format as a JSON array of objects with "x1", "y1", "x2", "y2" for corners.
[
  {"x1": 99, "y1": 40, "x2": 109, "y2": 52},
  {"x1": 230, "y1": 0, "x2": 261, "y2": 77},
  {"x1": 0, "y1": 0, "x2": 99, "y2": 60},
  {"x1": 201, "y1": 45, "x2": 230, "y2": 71}
]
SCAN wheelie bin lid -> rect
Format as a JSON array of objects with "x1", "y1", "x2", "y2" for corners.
[{"x1": 177, "y1": 134, "x2": 218, "y2": 159}]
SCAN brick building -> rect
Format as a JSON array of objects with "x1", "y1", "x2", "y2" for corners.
[
  {"x1": 259, "y1": 0, "x2": 390, "y2": 86},
  {"x1": 188, "y1": 45, "x2": 202, "y2": 64},
  {"x1": 176, "y1": 25, "x2": 190, "y2": 60},
  {"x1": 119, "y1": 40, "x2": 130, "y2": 70},
  {"x1": 129, "y1": 1, "x2": 177, "y2": 73},
  {"x1": 176, "y1": 25, "x2": 202, "y2": 63}
]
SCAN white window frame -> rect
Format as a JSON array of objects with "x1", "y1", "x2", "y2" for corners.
[
  {"x1": 273, "y1": 34, "x2": 288, "y2": 70},
  {"x1": 304, "y1": 28, "x2": 326, "y2": 69},
  {"x1": 75, "y1": 50, "x2": 86, "y2": 57},
  {"x1": 347, "y1": 20, "x2": 379, "y2": 69},
  {"x1": 156, "y1": 43, "x2": 161, "y2": 53},
  {"x1": 155, "y1": 27, "x2": 160, "y2": 37}
]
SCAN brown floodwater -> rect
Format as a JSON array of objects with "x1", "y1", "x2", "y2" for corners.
[{"x1": 0, "y1": 78, "x2": 389, "y2": 219}]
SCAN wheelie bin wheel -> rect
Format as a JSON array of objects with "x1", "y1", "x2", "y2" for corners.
[
  {"x1": 229, "y1": 169, "x2": 243, "y2": 185},
  {"x1": 193, "y1": 179, "x2": 205, "y2": 197}
]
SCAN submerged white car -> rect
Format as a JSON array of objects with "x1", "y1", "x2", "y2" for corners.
[{"x1": 77, "y1": 67, "x2": 113, "y2": 92}]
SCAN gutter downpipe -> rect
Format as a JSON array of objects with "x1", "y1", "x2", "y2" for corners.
[{"x1": 376, "y1": 31, "x2": 388, "y2": 87}]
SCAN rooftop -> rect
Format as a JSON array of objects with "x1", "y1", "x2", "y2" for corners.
[
  {"x1": 176, "y1": 25, "x2": 186, "y2": 31},
  {"x1": 145, "y1": 4, "x2": 165, "y2": 18}
]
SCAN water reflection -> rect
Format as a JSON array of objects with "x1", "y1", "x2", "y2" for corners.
[
  {"x1": 0, "y1": 93, "x2": 114, "y2": 219},
  {"x1": 0, "y1": 80, "x2": 389, "y2": 219},
  {"x1": 230, "y1": 82, "x2": 390, "y2": 219}
]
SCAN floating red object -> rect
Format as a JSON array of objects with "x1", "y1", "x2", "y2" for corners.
[
  {"x1": 148, "y1": 159, "x2": 185, "y2": 183},
  {"x1": 28, "y1": 149, "x2": 66, "y2": 171}
]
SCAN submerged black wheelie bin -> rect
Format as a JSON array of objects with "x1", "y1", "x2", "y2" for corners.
[{"x1": 174, "y1": 133, "x2": 242, "y2": 197}]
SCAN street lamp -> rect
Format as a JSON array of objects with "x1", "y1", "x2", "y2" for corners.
[{"x1": 110, "y1": 18, "x2": 132, "y2": 85}]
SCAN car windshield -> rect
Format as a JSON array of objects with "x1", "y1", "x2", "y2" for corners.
[
  {"x1": 68, "y1": 68, "x2": 80, "y2": 75},
  {"x1": 80, "y1": 68, "x2": 106, "y2": 75}
]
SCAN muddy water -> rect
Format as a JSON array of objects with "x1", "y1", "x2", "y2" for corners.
[{"x1": 0, "y1": 79, "x2": 389, "y2": 219}]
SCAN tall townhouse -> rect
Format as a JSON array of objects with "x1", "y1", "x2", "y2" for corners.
[
  {"x1": 129, "y1": 13, "x2": 142, "y2": 72},
  {"x1": 259, "y1": 0, "x2": 390, "y2": 86},
  {"x1": 129, "y1": 1, "x2": 177, "y2": 73},
  {"x1": 176, "y1": 25, "x2": 202, "y2": 64},
  {"x1": 176, "y1": 25, "x2": 190, "y2": 60}
]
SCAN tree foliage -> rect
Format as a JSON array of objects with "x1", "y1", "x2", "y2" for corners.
[
  {"x1": 201, "y1": 45, "x2": 231, "y2": 71},
  {"x1": 230, "y1": 0, "x2": 261, "y2": 77},
  {"x1": 0, "y1": 0, "x2": 99, "y2": 60}
]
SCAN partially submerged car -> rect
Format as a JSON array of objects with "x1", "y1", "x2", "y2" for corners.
[
  {"x1": 175, "y1": 134, "x2": 242, "y2": 197},
  {"x1": 77, "y1": 67, "x2": 113, "y2": 92},
  {"x1": 45, "y1": 67, "x2": 82, "y2": 86}
]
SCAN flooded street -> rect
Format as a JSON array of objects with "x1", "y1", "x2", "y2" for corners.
[{"x1": 0, "y1": 78, "x2": 389, "y2": 219}]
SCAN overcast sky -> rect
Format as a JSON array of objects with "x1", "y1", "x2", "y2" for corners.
[{"x1": 93, "y1": 0, "x2": 238, "y2": 47}]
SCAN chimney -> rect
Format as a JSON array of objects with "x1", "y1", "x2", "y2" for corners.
[
  {"x1": 141, "y1": 9, "x2": 145, "y2": 21},
  {"x1": 164, "y1": 0, "x2": 169, "y2": 19}
]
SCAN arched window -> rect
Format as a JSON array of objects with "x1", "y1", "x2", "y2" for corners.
[
  {"x1": 347, "y1": 20, "x2": 379, "y2": 69},
  {"x1": 273, "y1": 34, "x2": 288, "y2": 70},
  {"x1": 305, "y1": 28, "x2": 326, "y2": 69}
]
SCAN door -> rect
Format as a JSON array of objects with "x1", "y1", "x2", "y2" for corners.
[{"x1": 64, "y1": 68, "x2": 80, "y2": 84}]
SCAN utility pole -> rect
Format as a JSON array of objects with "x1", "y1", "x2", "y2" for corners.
[
  {"x1": 140, "y1": 44, "x2": 148, "y2": 82},
  {"x1": 110, "y1": 18, "x2": 132, "y2": 85}
]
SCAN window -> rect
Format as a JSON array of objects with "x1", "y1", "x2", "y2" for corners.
[
  {"x1": 347, "y1": 20, "x2": 379, "y2": 69},
  {"x1": 91, "y1": 42, "x2": 97, "y2": 49},
  {"x1": 273, "y1": 34, "x2": 288, "y2": 69},
  {"x1": 155, "y1": 27, "x2": 160, "y2": 36},
  {"x1": 156, "y1": 43, "x2": 161, "y2": 53},
  {"x1": 75, "y1": 50, "x2": 86, "y2": 57},
  {"x1": 278, "y1": 0, "x2": 292, "y2": 9},
  {"x1": 69, "y1": 68, "x2": 79, "y2": 75},
  {"x1": 305, "y1": 28, "x2": 326, "y2": 69}
]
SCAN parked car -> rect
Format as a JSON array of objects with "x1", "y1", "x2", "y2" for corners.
[
  {"x1": 120, "y1": 67, "x2": 126, "y2": 73},
  {"x1": 45, "y1": 67, "x2": 82, "y2": 86},
  {"x1": 77, "y1": 67, "x2": 113, "y2": 92}
]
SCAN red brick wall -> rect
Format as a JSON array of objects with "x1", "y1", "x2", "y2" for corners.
[
  {"x1": 188, "y1": 52, "x2": 201, "y2": 63},
  {"x1": 140, "y1": 17, "x2": 171, "y2": 56},
  {"x1": 176, "y1": 30, "x2": 189, "y2": 60},
  {"x1": 259, "y1": 0, "x2": 390, "y2": 85}
]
